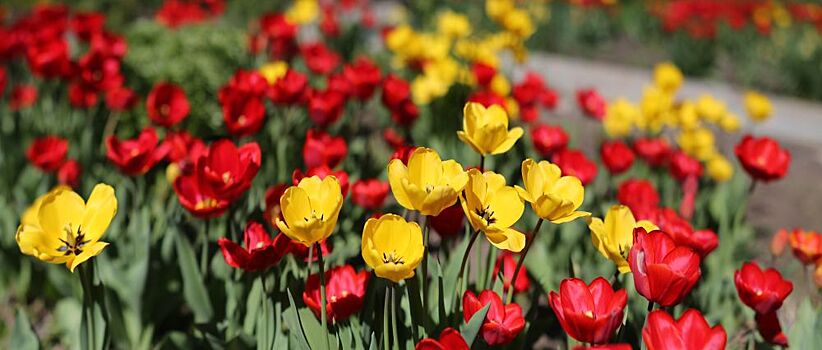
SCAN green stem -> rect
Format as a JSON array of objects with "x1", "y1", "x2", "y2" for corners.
[
  {"x1": 79, "y1": 264, "x2": 96, "y2": 350},
  {"x1": 420, "y1": 216, "x2": 430, "y2": 315},
  {"x1": 200, "y1": 220, "x2": 210, "y2": 276},
  {"x1": 383, "y1": 287, "x2": 390, "y2": 350},
  {"x1": 479, "y1": 154, "x2": 486, "y2": 171},
  {"x1": 315, "y1": 243, "x2": 331, "y2": 350},
  {"x1": 260, "y1": 274, "x2": 270, "y2": 350},
  {"x1": 483, "y1": 244, "x2": 497, "y2": 289},
  {"x1": 391, "y1": 286, "x2": 399, "y2": 350},
  {"x1": 454, "y1": 229, "x2": 482, "y2": 310},
  {"x1": 305, "y1": 244, "x2": 314, "y2": 283},
  {"x1": 506, "y1": 218, "x2": 544, "y2": 304}
]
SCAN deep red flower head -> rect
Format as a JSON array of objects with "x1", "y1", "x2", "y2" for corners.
[
  {"x1": 326, "y1": 72, "x2": 351, "y2": 97},
  {"x1": 651, "y1": 208, "x2": 717, "y2": 258},
  {"x1": 735, "y1": 135, "x2": 790, "y2": 182},
  {"x1": 755, "y1": 311, "x2": 789, "y2": 347},
  {"x1": 617, "y1": 179, "x2": 659, "y2": 219},
  {"x1": 552, "y1": 149, "x2": 598, "y2": 186},
  {"x1": 343, "y1": 56, "x2": 382, "y2": 101},
  {"x1": 390, "y1": 145, "x2": 417, "y2": 166},
  {"x1": 628, "y1": 228, "x2": 701, "y2": 307},
  {"x1": 600, "y1": 140, "x2": 635, "y2": 175},
  {"x1": 430, "y1": 202, "x2": 465, "y2": 238},
  {"x1": 381, "y1": 74, "x2": 412, "y2": 110},
  {"x1": 512, "y1": 72, "x2": 546, "y2": 107},
  {"x1": 293, "y1": 165, "x2": 350, "y2": 197},
  {"x1": 220, "y1": 92, "x2": 266, "y2": 137},
  {"x1": 351, "y1": 179, "x2": 389, "y2": 210},
  {"x1": 303, "y1": 129, "x2": 347, "y2": 169},
  {"x1": 27, "y1": 136, "x2": 68, "y2": 172},
  {"x1": 307, "y1": 89, "x2": 346, "y2": 128},
  {"x1": 197, "y1": 139, "x2": 261, "y2": 202},
  {"x1": 493, "y1": 252, "x2": 530, "y2": 294},
  {"x1": 0, "y1": 67, "x2": 6, "y2": 97},
  {"x1": 320, "y1": 7, "x2": 340, "y2": 38},
  {"x1": 548, "y1": 277, "x2": 627, "y2": 344},
  {"x1": 156, "y1": 0, "x2": 224, "y2": 28},
  {"x1": 471, "y1": 62, "x2": 496, "y2": 87},
  {"x1": 301, "y1": 42, "x2": 340, "y2": 75},
  {"x1": 218, "y1": 221, "x2": 290, "y2": 272},
  {"x1": 173, "y1": 172, "x2": 230, "y2": 218},
  {"x1": 221, "y1": 69, "x2": 268, "y2": 97},
  {"x1": 89, "y1": 31, "x2": 128, "y2": 59},
  {"x1": 576, "y1": 88, "x2": 606, "y2": 120},
  {"x1": 643, "y1": 309, "x2": 726, "y2": 350},
  {"x1": 163, "y1": 130, "x2": 207, "y2": 173},
  {"x1": 734, "y1": 261, "x2": 793, "y2": 315},
  {"x1": 633, "y1": 137, "x2": 671, "y2": 167},
  {"x1": 390, "y1": 100, "x2": 419, "y2": 127},
  {"x1": 10, "y1": 84, "x2": 38, "y2": 111},
  {"x1": 268, "y1": 69, "x2": 308, "y2": 105},
  {"x1": 260, "y1": 12, "x2": 297, "y2": 42},
  {"x1": 25, "y1": 39, "x2": 71, "y2": 79},
  {"x1": 68, "y1": 82, "x2": 98, "y2": 109},
  {"x1": 105, "y1": 86, "x2": 139, "y2": 112},
  {"x1": 57, "y1": 159, "x2": 81, "y2": 189},
  {"x1": 788, "y1": 228, "x2": 822, "y2": 265},
  {"x1": 531, "y1": 124, "x2": 569, "y2": 158},
  {"x1": 71, "y1": 12, "x2": 106, "y2": 41},
  {"x1": 415, "y1": 327, "x2": 469, "y2": 350},
  {"x1": 76, "y1": 51, "x2": 123, "y2": 91},
  {"x1": 668, "y1": 150, "x2": 703, "y2": 182},
  {"x1": 467, "y1": 90, "x2": 508, "y2": 111},
  {"x1": 383, "y1": 128, "x2": 406, "y2": 150},
  {"x1": 303, "y1": 265, "x2": 369, "y2": 322},
  {"x1": 462, "y1": 290, "x2": 525, "y2": 346},
  {"x1": 106, "y1": 127, "x2": 170, "y2": 176},
  {"x1": 147, "y1": 82, "x2": 190, "y2": 127}
]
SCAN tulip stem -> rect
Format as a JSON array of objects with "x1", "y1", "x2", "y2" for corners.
[
  {"x1": 200, "y1": 220, "x2": 210, "y2": 276},
  {"x1": 506, "y1": 218, "x2": 544, "y2": 304},
  {"x1": 641, "y1": 301, "x2": 655, "y2": 328},
  {"x1": 383, "y1": 286, "x2": 390, "y2": 350},
  {"x1": 391, "y1": 285, "x2": 399, "y2": 350},
  {"x1": 421, "y1": 216, "x2": 430, "y2": 317},
  {"x1": 79, "y1": 264, "x2": 96, "y2": 350},
  {"x1": 315, "y1": 243, "x2": 331, "y2": 350},
  {"x1": 455, "y1": 228, "x2": 482, "y2": 309},
  {"x1": 480, "y1": 155, "x2": 486, "y2": 171},
  {"x1": 259, "y1": 274, "x2": 270, "y2": 350}
]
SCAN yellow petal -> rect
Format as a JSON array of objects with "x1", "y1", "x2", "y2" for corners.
[
  {"x1": 487, "y1": 186, "x2": 523, "y2": 228},
  {"x1": 68, "y1": 241, "x2": 109, "y2": 272},
  {"x1": 82, "y1": 184, "x2": 117, "y2": 243},
  {"x1": 388, "y1": 159, "x2": 414, "y2": 210},
  {"x1": 463, "y1": 102, "x2": 485, "y2": 135},
  {"x1": 550, "y1": 210, "x2": 591, "y2": 224},
  {"x1": 486, "y1": 228, "x2": 525, "y2": 252},
  {"x1": 408, "y1": 147, "x2": 442, "y2": 187},
  {"x1": 552, "y1": 176, "x2": 585, "y2": 210},
  {"x1": 38, "y1": 188, "x2": 85, "y2": 237},
  {"x1": 441, "y1": 160, "x2": 467, "y2": 191},
  {"x1": 490, "y1": 127, "x2": 523, "y2": 155}
]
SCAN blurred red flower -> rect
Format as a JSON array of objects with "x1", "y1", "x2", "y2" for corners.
[
  {"x1": 57, "y1": 159, "x2": 81, "y2": 188},
  {"x1": 668, "y1": 150, "x2": 703, "y2": 182},
  {"x1": 617, "y1": 179, "x2": 659, "y2": 219},
  {"x1": 600, "y1": 140, "x2": 635, "y2": 175},
  {"x1": 308, "y1": 89, "x2": 346, "y2": 128},
  {"x1": 493, "y1": 252, "x2": 530, "y2": 295},
  {"x1": 303, "y1": 129, "x2": 347, "y2": 169},
  {"x1": 531, "y1": 124, "x2": 568, "y2": 158},
  {"x1": 173, "y1": 172, "x2": 229, "y2": 218},
  {"x1": 735, "y1": 135, "x2": 790, "y2": 182},
  {"x1": 429, "y1": 202, "x2": 465, "y2": 238},
  {"x1": 471, "y1": 62, "x2": 496, "y2": 87},
  {"x1": 105, "y1": 86, "x2": 139, "y2": 112},
  {"x1": 301, "y1": 42, "x2": 340, "y2": 75},
  {"x1": 268, "y1": 69, "x2": 308, "y2": 105},
  {"x1": 415, "y1": 327, "x2": 469, "y2": 350},
  {"x1": 755, "y1": 311, "x2": 788, "y2": 347},
  {"x1": 10, "y1": 84, "x2": 38, "y2": 111},
  {"x1": 552, "y1": 149, "x2": 598, "y2": 186},
  {"x1": 788, "y1": 228, "x2": 822, "y2": 265},
  {"x1": 633, "y1": 137, "x2": 671, "y2": 167},
  {"x1": 651, "y1": 208, "x2": 718, "y2": 258},
  {"x1": 220, "y1": 92, "x2": 266, "y2": 136},
  {"x1": 351, "y1": 179, "x2": 389, "y2": 210},
  {"x1": 147, "y1": 82, "x2": 190, "y2": 127},
  {"x1": 576, "y1": 88, "x2": 606, "y2": 120},
  {"x1": 343, "y1": 57, "x2": 382, "y2": 101},
  {"x1": 27, "y1": 136, "x2": 68, "y2": 172},
  {"x1": 68, "y1": 82, "x2": 98, "y2": 109}
]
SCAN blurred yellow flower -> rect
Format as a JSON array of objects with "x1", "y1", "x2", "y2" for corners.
[
  {"x1": 696, "y1": 94, "x2": 726, "y2": 123},
  {"x1": 276, "y1": 176, "x2": 343, "y2": 247},
  {"x1": 437, "y1": 10, "x2": 472, "y2": 39},
  {"x1": 362, "y1": 214, "x2": 423, "y2": 283},
  {"x1": 653, "y1": 62, "x2": 684, "y2": 94},
  {"x1": 588, "y1": 205, "x2": 658, "y2": 273},
  {"x1": 677, "y1": 101, "x2": 700, "y2": 130},
  {"x1": 490, "y1": 74, "x2": 511, "y2": 96},
  {"x1": 677, "y1": 127, "x2": 715, "y2": 161},
  {"x1": 16, "y1": 184, "x2": 117, "y2": 272},
  {"x1": 744, "y1": 90, "x2": 773, "y2": 122},
  {"x1": 388, "y1": 147, "x2": 468, "y2": 216},
  {"x1": 640, "y1": 86, "x2": 675, "y2": 132},
  {"x1": 719, "y1": 112, "x2": 742, "y2": 132},
  {"x1": 259, "y1": 61, "x2": 288, "y2": 85},
  {"x1": 706, "y1": 154, "x2": 734, "y2": 182},
  {"x1": 457, "y1": 102, "x2": 524, "y2": 156},
  {"x1": 516, "y1": 159, "x2": 590, "y2": 224},
  {"x1": 486, "y1": 0, "x2": 515, "y2": 21},
  {"x1": 461, "y1": 169, "x2": 526, "y2": 252},
  {"x1": 501, "y1": 9, "x2": 535, "y2": 38},
  {"x1": 285, "y1": 0, "x2": 318, "y2": 24},
  {"x1": 604, "y1": 98, "x2": 639, "y2": 138}
]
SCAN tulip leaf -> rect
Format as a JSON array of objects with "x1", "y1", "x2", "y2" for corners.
[
  {"x1": 460, "y1": 303, "x2": 491, "y2": 347},
  {"x1": 443, "y1": 232, "x2": 472, "y2": 313},
  {"x1": 284, "y1": 289, "x2": 311, "y2": 350},
  {"x1": 298, "y1": 307, "x2": 339, "y2": 350},
  {"x1": 10, "y1": 308, "x2": 39, "y2": 350},
  {"x1": 174, "y1": 233, "x2": 214, "y2": 323},
  {"x1": 788, "y1": 299, "x2": 822, "y2": 349}
]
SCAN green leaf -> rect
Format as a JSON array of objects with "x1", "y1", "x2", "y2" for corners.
[
  {"x1": 460, "y1": 303, "x2": 491, "y2": 347},
  {"x1": 298, "y1": 308, "x2": 338, "y2": 350},
  {"x1": 788, "y1": 299, "x2": 822, "y2": 349},
  {"x1": 10, "y1": 308, "x2": 39, "y2": 350},
  {"x1": 442, "y1": 233, "x2": 472, "y2": 314},
  {"x1": 174, "y1": 232, "x2": 214, "y2": 323},
  {"x1": 283, "y1": 289, "x2": 310, "y2": 350}
]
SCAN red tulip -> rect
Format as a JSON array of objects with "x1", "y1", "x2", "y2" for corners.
[
  {"x1": 218, "y1": 221, "x2": 290, "y2": 272},
  {"x1": 89, "y1": 31, "x2": 128, "y2": 59},
  {"x1": 390, "y1": 100, "x2": 419, "y2": 127},
  {"x1": 68, "y1": 82, "x2": 98, "y2": 109},
  {"x1": 221, "y1": 92, "x2": 266, "y2": 136},
  {"x1": 382, "y1": 74, "x2": 412, "y2": 110},
  {"x1": 512, "y1": 73, "x2": 547, "y2": 107},
  {"x1": 788, "y1": 228, "x2": 822, "y2": 265},
  {"x1": 415, "y1": 327, "x2": 469, "y2": 350},
  {"x1": 76, "y1": 51, "x2": 123, "y2": 91},
  {"x1": 472, "y1": 62, "x2": 496, "y2": 87},
  {"x1": 552, "y1": 149, "x2": 598, "y2": 186},
  {"x1": 600, "y1": 140, "x2": 635, "y2": 175},
  {"x1": 172, "y1": 172, "x2": 230, "y2": 218},
  {"x1": 57, "y1": 159, "x2": 81, "y2": 189},
  {"x1": 343, "y1": 57, "x2": 382, "y2": 101},
  {"x1": 668, "y1": 151, "x2": 703, "y2": 182},
  {"x1": 326, "y1": 72, "x2": 350, "y2": 98},
  {"x1": 0, "y1": 67, "x2": 6, "y2": 97},
  {"x1": 147, "y1": 82, "x2": 190, "y2": 127},
  {"x1": 617, "y1": 179, "x2": 659, "y2": 219},
  {"x1": 548, "y1": 277, "x2": 627, "y2": 344},
  {"x1": 71, "y1": 12, "x2": 105, "y2": 41},
  {"x1": 390, "y1": 145, "x2": 417, "y2": 166},
  {"x1": 430, "y1": 202, "x2": 465, "y2": 238},
  {"x1": 573, "y1": 345, "x2": 631, "y2": 350},
  {"x1": 303, "y1": 129, "x2": 347, "y2": 169},
  {"x1": 27, "y1": 136, "x2": 68, "y2": 172},
  {"x1": 319, "y1": 7, "x2": 340, "y2": 38},
  {"x1": 643, "y1": 309, "x2": 726, "y2": 350},
  {"x1": 105, "y1": 87, "x2": 139, "y2": 112},
  {"x1": 734, "y1": 261, "x2": 793, "y2": 315},
  {"x1": 163, "y1": 130, "x2": 207, "y2": 173},
  {"x1": 351, "y1": 179, "x2": 389, "y2": 210},
  {"x1": 308, "y1": 89, "x2": 346, "y2": 128},
  {"x1": 268, "y1": 69, "x2": 308, "y2": 105},
  {"x1": 300, "y1": 42, "x2": 340, "y2": 75},
  {"x1": 196, "y1": 139, "x2": 261, "y2": 202},
  {"x1": 576, "y1": 88, "x2": 606, "y2": 120},
  {"x1": 735, "y1": 135, "x2": 790, "y2": 182},
  {"x1": 293, "y1": 165, "x2": 350, "y2": 197},
  {"x1": 106, "y1": 127, "x2": 170, "y2": 176},
  {"x1": 467, "y1": 90, "x2": 508, "y2": 111},
  {"x1": 10, "y1": 84, "x2": 38, "y2": 111},
  {"x1": 493, "y1": 252, "x2": 530, "y2": 294},
  {"x1": 755, "y1": 311, "x2": 788, "y2": 347},
  {"x1": 628, "y1": 228, "x2": 701, "y2": 307},
  {"x1": 651, "y1": 208, "x2": 718, "y2": 258},
  {"x1": 26, "y1": 39, "x2": 71, "y2": 79},
  {"x1": 462, "y1": 290, "x2": 525, "y2": 346},
  {"x1": 530, "y1": 124, "x2": 568, "y2": 158},
  {"x1": 633, "y1": 137, "x2": 671, "y2": 167},
  {"x1": 303, "y1": 265, "x2": 369, "y2": 322},
  {"x1": 383, "y1": 128, "x2": 406, "y2": 150},
  {"x1": 221, "y1": 69, "x2": 268, "y2": 97}
]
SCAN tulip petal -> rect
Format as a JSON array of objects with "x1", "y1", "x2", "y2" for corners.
[
  {"x1": 82, "y1": 184, "x2": 117, "y2": 243},
  {"x1": 68, "y1": 241, "x2": 109, "y2": 272}
]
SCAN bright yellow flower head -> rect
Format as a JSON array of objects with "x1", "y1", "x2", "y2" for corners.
[
  {"x1": 653, "y1": 62, "x2": 684, "y2": 94},
  {"x1": 285, "y1": 0, "x2": 318, "y2": 24},
  {"x1": 677, "y1": 101, "x2": 700, "y2": 130},
  {"x1": 489, "y1": 74, "x2": 511, "y2": 96},
  {"x1": 437, "y1": 10, "x2": 472, "y2": 39},
  {"x1": 501, "y1": 9, "x2": 535, "y2": 38},
  {"x1": 696, "y1": 94, "x2": 726, "y2": 123},
  {"x1": 457, "y1": 102, "x2": 524, "y2": 156},
  {"x1": 719, "y1": 112, "x2": 741, "y2": 132},
  {"x1": 461, "y1": 169, "x2": 526, "y2": 252},
  {"x1": 604, "y1": 98, "x2": 639, "y2": 138},
  {"x1": 744, "y1": 91, "x2": 773, "y2": 123},
  {"x1": 588, "y1": 205, "x2": 658, "y2": 274},
  {"x1": 259, "y1": 61, "x2": 288, "y2": 85},
  {"x1": 706, "y1": 154, "x2": 734, "y2": 182},
  {"x1": 640, "y1": 86, "x2": 675, "y2": 133},
  {"x1": 515, "y1": 159, "x2": 590, "y2": 223},
  {"x1": 276, "y1": 176, "x2": 343, "y2": 247},
  {"x1": 486, "y1": 0, "x2": 515, "y2": 21},
  {"x1": 677, "y1": 127, "x2": 715, "y2": 161},
  {"x1": 16, "y1": 184, "x2": 117, "y2": 272},
  {"x1": 361, "y1": 214, "x2": 424, "y2": 283},
  {"x1": 388, "y1": 147, "x2": 468, "y2": 216}
]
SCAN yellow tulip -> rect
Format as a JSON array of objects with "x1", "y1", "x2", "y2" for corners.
[
  {"x1": 361, "y1": 214, "x2": 424, "y2": 283},
  {"x1": 696, "y1": 94, "x2": 726, "y2": 123},
  {"x1": 744, "y1": 90, "x2": 772, "y2": 122},
  {"x1": 706, "y1": 154, "x2": 734, "y2": 182},
  {"x1": 388, "y1": 147, "x2": 468, "y2": 216},
  {"x1": 437, "y1": 10, "x2": 472, "y2": 39},
  {"x1": 603, "y1": 98, "x2": 639, "y2": 138},
  {"x1": 486, "y1": 0, "x2": 515, "y2": 21},
  {"x1": 457, "y1": 102, "x2": 524, "y2": 156},
  {"x1": 719, "y1": 112, "x2": 741, "y2": 132},
  {"x1": 461, "y1": 169, "x2": 526, "y2": 252},
  {"x1": 515, "y1": 159, "x2": 590, "y2": 223},
  {"x1": 588, "y1": 205, "x2": 658, "y2": 273},
  {"x1": 501, "y1": 9, "x2": 535, "y2": 38},
  {"x1": 16, "y1": 184, "x2": 117, "y2": 272},
  {"x1": 285, "y1": 0, "x2": 318, "y2": 24},
  {"x1": 259, "y1": 61, "x2": 288, "y2": 85},
  {"x1": 276, "y1": 176, "x2": 343, "y2": 247},
  {"x1": 653, "y1": 62, "x2": 684, "y2": 94}
]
